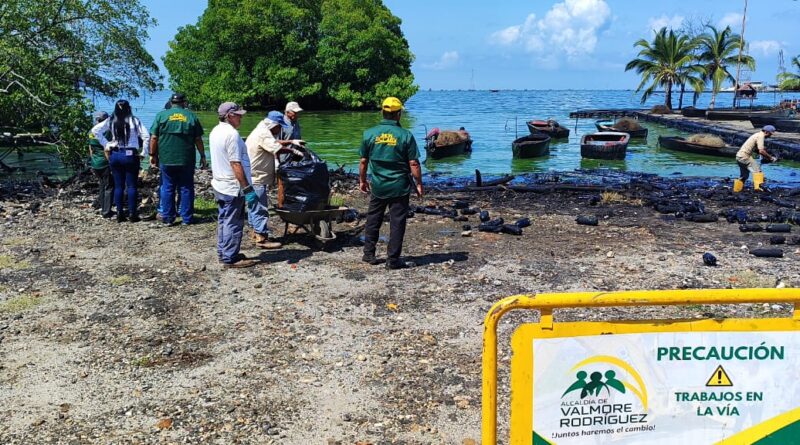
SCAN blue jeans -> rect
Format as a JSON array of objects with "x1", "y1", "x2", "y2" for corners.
[
  {"x1": 214, "y1": 190, "x2": 245, "y2": 264},
  {"x1": 161, "y1": 165, "x2": 195, "y2": 224},
  {"x1": 109, "y1": 150, "x2": 140, "y2": 217},
  {"x1": 246, "y1": 184, "x2": 271, "y2": 235}
]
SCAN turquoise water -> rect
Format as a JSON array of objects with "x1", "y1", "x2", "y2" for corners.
[{"x1": 7, "y1": 89, "x2": 800, "y2": 184}]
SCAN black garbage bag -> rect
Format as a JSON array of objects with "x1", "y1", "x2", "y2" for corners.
[
  {"x1": 685, "y1": 213, "x2": 718, "y2": 223},
  {"x1": 769, "y1": 236, "x2": 786, "y2": 245},
  {"x1": 576, "y1": 215, "x2": 599, "y2": 226},
  {"x1": 739, "y1": 224, "x2": 763, "y2": 232},
  {"x1": 766, "y1": 224, "x2": 791, "y2": 233},
  {"x1": 702, "y1": 253, "x2": 717, "y2": 266},
  {"x1": 501, "y1": 224, "x2": 522, "y2": 235},
  {"x1": 749, "y1": 248, "x2": 783, "y2": 258},
  {"x1": 515, "y1": 218, "x2": 531, "y2": 228},
  {"x1": 277, "y1": 149, "x2": 330, "y2": 212},
  {"x1": 479, "y1": 210, "x2": 490, "y2": 222}
]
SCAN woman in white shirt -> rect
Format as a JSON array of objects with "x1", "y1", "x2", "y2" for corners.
[{"x1": 91, "y1": 100, "x2": 149, "y2": 222}]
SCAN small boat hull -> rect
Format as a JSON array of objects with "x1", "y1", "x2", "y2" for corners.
[
  {"x1": 425, "y1": 139, "x2": 472, "y2": 160},
  {"x1": 512, "y1": 134, "x2": 551, "y2": 158},
  {"x1": 658, "y1": 136, "x2": 738, "y2": 158},
  {"x1": 706, "y1": 109, "x2": 789, "y2": 121},
  {"x1": 580, "y1": 132, "x2": 630, "y2": 160},
  {"x1": 527, "y1": 120, "x2": 570, "y2": 138},
  {"x1": 681, "y1": 107, "x2": 707, "y2": 118},
  {"x1": 594, "y1": 120, "x2": 649, "y2": 138}
]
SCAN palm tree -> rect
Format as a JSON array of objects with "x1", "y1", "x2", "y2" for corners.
[
  {"x1": 778, "y1": 56, "x2": 800, "y2": 90},
  {"x1": 696, "y1": 25, "x2": 755, "y2": 109},
  {"x1": 625, "y1": 28, "x2": 700, "y2": 110}
]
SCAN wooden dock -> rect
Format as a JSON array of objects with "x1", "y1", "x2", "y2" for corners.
[{"x1": 570, "y1": 109, "x2": 800, "y2": 162}]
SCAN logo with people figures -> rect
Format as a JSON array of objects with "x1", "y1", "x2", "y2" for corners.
[
  {"x1": 560, "y1": 355, "x2": 648, "y2": 410},
  {"x1": 563, "y1": 369, "x2": 626, "y2": 399}
]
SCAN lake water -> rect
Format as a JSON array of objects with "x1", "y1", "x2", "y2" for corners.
[{"x1": 8, "y1": 89, "x2": 800, "y2": 184}]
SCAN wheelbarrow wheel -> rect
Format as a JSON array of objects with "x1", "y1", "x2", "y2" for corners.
[{"x1": 317, "y1": 220, "x2": 332, "y2": 239}]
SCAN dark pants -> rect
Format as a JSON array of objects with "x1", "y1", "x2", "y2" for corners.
[
  {"x1": 161, "y1": 165, "x2": 195, "y2": 224},
  {"x1": 363, "y1": 194, "x2": 410, "y2": 262},
  {"x1": 92, "y1": 167, "x2": 114, "y2": 217},
  {"x1": 109, "y1": 151, "x2": 140, "y2": 217},
  {"x1": 214, "y1": 190, "x2": 245, "y2": 264},
  {"x1": 738, "y1": 161, "x2": 750, "y2": 182}
]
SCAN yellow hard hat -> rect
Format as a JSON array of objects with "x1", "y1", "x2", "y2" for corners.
[{"x1": 381, "y1": 97, "x2": 404, "y2": 112}]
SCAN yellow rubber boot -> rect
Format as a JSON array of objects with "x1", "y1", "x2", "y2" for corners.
[
  {"x1": 733, "y1": 179, "x2": 744, "y2": 193},
  {"x1": 753, "y1": 172, "x2": 765, "y2": 191}
]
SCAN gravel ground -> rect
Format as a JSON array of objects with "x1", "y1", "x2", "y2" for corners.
[{"x1": 0, "y1": 171, "x2": 798, "y2": 444}]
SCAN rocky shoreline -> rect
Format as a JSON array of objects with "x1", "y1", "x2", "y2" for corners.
[{"x1": 1, "y1": 169, "x2": 799, "y2": 444}]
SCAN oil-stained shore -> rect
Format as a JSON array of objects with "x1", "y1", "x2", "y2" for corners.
[{"x1": 1, "y1": 170, "x2": 798, "y2": 444}]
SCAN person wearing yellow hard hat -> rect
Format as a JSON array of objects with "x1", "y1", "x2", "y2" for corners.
[
  {"x1": 359, "y1": 97, "x2": 423, "y2": 270},
  {"x1": 734, "y1": 125, "x2": 777, "y2": 192}
]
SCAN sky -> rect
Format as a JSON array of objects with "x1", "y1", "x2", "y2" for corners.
[{"x1": 142, "y1": 0, "x2": 800, "y2": 91}]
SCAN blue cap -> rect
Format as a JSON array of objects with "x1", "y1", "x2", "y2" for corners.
[
  {"x1": 266, "y1": 111, "x2": 290, "y2": 128},
  {"x1": 763, "y1": 125, "x2": 776, "y2": 132}
]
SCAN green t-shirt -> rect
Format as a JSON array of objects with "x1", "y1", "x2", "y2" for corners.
[
  {"x1": 359, "y1": 119, "x2": 419, "y2": 199},
  {"x1": 88, "y1": 130, "x2": 109, "y2": 169},
  {"x1": 149, "y1": 106, "x2": 204, "y2": 167}
]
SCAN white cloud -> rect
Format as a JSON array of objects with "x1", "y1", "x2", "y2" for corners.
[
  {"x1": 489, "y1": 0, "x2": 612, "y2": 66},
  {"x1": 423, "y1": 51, "x2": 460, "y2": 70},
  {"x1": 749, "y1": 40, "x2": 782, "y2": 56},
  {"x1": 718, "y1": 12, "x2": 743, "y2": 29},
  {"x1": 647, "y1": 14, "x2": 684, "y2": 32}
]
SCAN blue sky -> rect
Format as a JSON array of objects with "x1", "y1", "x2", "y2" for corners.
[{"x1": 142, "y1": 0, "x2": 799, "y2": 90}]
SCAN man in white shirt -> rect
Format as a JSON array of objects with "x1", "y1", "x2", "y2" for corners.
[
  {"x1": 210, "y1": 102, "x2": 259, "y2": 268},
  {"x1": 734, "y1": 125, "x2": 777, "y2": 192},
  {"x1": 244, "y1": 110, "x2": 304, "y2": 249}
]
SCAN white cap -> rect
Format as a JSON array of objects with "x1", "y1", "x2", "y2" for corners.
[{"x1": 285, "y1": 101, "x2": 303, "y2": 113}]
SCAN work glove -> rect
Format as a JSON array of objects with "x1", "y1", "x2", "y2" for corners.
[{"x1": 242, "y1": 185, "x2": 258, "y2": 206}]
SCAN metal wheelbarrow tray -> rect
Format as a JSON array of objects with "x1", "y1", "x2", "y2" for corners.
[{"x1": 273, "y1": 206, "x2": 349, "y2": 241}]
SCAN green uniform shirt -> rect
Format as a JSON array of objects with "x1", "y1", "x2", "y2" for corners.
[
  {"x1": 360, "y1": 119, "x2": 419, "y2": 199},
  {"x1": 88, "y1": 131, "x2": 109, "y2": 169},
  {"x1": 149, "y1": 106, "x2": 204, "y2": 167}
]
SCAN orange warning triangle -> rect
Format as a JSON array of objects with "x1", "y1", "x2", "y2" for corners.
[{"x1": 706, "y1": 365, "x2": 733, "y2": 387}]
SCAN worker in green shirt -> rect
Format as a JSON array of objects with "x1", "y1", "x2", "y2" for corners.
[
  {"x1": 359, "y1": 97, "x2": 423, "y2": 270},
  {"x1": 149, "y1": 93, "x2": 206, "y2": 225},
  {"x1": 88, "y1": 111, "x2": 114, "y2": 218}
]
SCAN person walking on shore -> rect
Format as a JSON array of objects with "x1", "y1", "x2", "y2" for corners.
[
  {"x1": 149, "y1": 93, "x2": 206, "y2": 226},
  {"x1": 734, "y1": 125, "x2": 778, "y2": 192},
  {"x1": 245, "y1": 110, "x2": 304, "y2": 249},
  {"x1": 210, "y1": 102, "x2": 258, "y2": 268},
  {"x1": 88, "y1": 111, "x2": 114, "y2": 218},
  {"x1": 92, "y1": 100, "x2": 149, "y2": 222},
  {"x1": 359, "y1": 97, "x2": 423, "y2": 270}
]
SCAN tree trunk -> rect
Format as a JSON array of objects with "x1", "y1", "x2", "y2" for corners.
[
  {"x1": 665, "y1": 81, "x2": 673, "y2": 110},
  {"x1": 709, "y1": 91, "x2": 717, "y2": 110},
  {"x1": 678, "y1": 83, "x2": 685, "y2": 110}
]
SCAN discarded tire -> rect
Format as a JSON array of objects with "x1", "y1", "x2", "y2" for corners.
[
  {"x1": 749, "y1": 248, "x2": 783, "y2": 258},
  {"x1": 576, "y1": 215, "x2": 599, "y2": 226},
  {"x1": 739, "y1": 224, "x2": 763, "y2": 232}
]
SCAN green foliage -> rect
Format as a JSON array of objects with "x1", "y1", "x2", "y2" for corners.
[
  {"x1": 696, "y1": 25, "x2": 755, "y2": 109},
  {"x1": 625, "y1": 28, "x2": 701, "y2": 110},
  {"x1": 778, "y1": 56, "x2": 800, "y2": 91},
  {"x1": 0, "y1": 0, "x2": 162, "y2": 168},
  {"x1": 164, "y1": 0, "x2": 417, "y2": 110}
]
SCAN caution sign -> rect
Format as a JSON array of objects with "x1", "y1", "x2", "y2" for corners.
[
  {"x1": 705, "y1": 365, "x2": 733, "y2": 387},
  {"x1": 506, "y1": 315, "x2": 800, "y2": 445}
]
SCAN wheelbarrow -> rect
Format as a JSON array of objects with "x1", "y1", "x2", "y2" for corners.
[{"x1": 273, "y1": 206, "x2": 349, "y2": 242}]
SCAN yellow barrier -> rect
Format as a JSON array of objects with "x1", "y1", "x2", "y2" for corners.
[{"x1": 482, "y1": 288, "x2": 800, "y2": 445}]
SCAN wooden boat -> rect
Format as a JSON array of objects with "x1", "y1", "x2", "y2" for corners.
[
  {"x1": 594, "y1": 120, "x2": 649, "y2": 138},
  {"x1": 705, "y1": 108, "x2": 789, "y2": 121},
  {"x1": 749, "y1": 116, "x2": 800, "y2": 132},
  {"x1": 425, "y1": 131, "x2": 472, "y2": 160},
  {"x1": 526, "y1": 119, "x2": 569, "y2": 138},
  {"x1": 681, "y1": 107, "x2": 707, "y2": 118},
  {"x1": 580, "y1": 132, "x2": 629, "y2": 160},
  {"x1": 512, "y1": 134, "x2": 550, "y2": 158},
  {"x1": 658, "y1": 136, "x2": 738, "y2": 158}
]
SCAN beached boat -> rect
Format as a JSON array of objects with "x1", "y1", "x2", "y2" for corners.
[
  {"x1": 681, "y1": 107, "x2": 707, "y2": 118},
  {"x1": 594, "y1": 120, "x2": 649, "y2": 138},
  {"x1": 658, "y1": 136, "x2": 738, "y2": 158},
  {"x1": 749, "y1": 116, "x2": 800, "y2": 132},
  {"x1": 580, "y1": 132, "x2": 629, "y2": 160},
  {"x1": 425, "y1": 129, "x2": 473, "y2": 160},
  {"x1": 512, "y1": 134, "x2": 551, "y2": 158},
  {"x1": 527, "y1": 120, "x2": 570, "y2": 138},
  {"x1": 705, "y1": 108, "x2": 789, "y2": 121}
]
